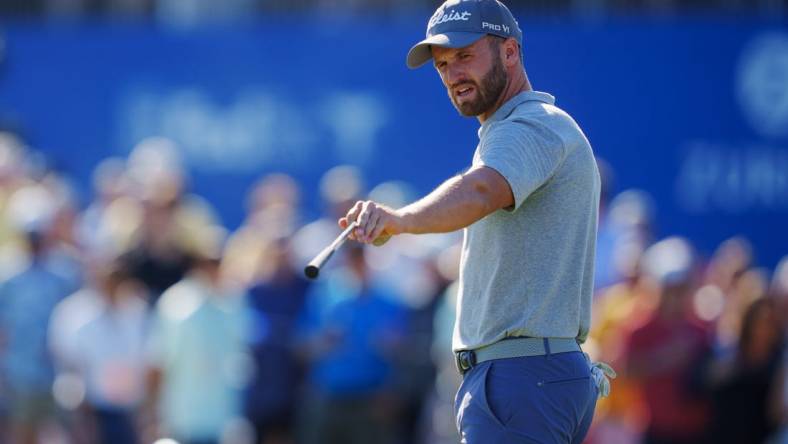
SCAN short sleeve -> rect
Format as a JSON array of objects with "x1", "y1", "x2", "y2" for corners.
[{"x1": 476, "y1": 118, "x2": 566, "y2": 210}]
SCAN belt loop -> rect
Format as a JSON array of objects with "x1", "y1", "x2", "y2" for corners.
[{"x1": 543, "y1": 338, "x2": 551, "y2": 356}]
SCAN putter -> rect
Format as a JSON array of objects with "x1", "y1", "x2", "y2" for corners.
[{"x1": 304, "y1": 221, "x2": 358, "y2": 279}]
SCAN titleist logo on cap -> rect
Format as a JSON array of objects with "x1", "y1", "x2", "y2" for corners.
[{"x1": 429, "y1": 9, "x2": 472, "y2": 29}]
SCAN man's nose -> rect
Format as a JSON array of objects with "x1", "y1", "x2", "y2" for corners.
[{"x1": 445, "y1": 64, "x2": 466, "y2": 86}]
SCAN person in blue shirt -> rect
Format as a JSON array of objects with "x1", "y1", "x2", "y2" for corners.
[
  {"x1": 0, "y1": 229, "x2": 74, "y2": 444},
  {"x1": 243, "y1": 237, "x2": 310, "y2": 444},
  {"x1": 298, "y1": 245, "x2": 407, "y2": 444}
]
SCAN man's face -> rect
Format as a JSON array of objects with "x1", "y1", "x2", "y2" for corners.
[{"x1": 432, "y1": 37, "x2": 508, "y2": 117}]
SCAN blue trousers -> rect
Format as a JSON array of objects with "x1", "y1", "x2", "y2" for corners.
[{"x1": 454, "y1": 351, "x2": 597, "y2": 444}]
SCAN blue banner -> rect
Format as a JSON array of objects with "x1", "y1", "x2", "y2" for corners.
[{"x1": 1, "y1": 16, "x2": 786, "y2": 266}]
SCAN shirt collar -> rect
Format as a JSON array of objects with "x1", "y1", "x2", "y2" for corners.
[{"x1": 479, "y1": 90, "x2": 555, "y2": 132}]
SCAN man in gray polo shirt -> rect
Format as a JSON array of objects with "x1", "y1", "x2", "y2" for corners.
[{"x1": 339, "y1": 0, "x2": 614, "y2": 442}]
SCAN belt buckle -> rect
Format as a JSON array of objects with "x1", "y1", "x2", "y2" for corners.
[{"x1": 455, "y1": 350, "x2": 477, "y2": 375}]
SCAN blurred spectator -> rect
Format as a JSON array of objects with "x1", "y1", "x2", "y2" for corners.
[
  {"x1": 593, "y1": 157, "x2": 615, "y2": 288},
  {"x1": 243, "y1": 236, "x2": 310, "y2": 444},
  {"x1": 291, "y1": 165, "x2": 364, "y2": 273},
  {"x1": 594, "y1": 189, "x2": 655, "y2": 290},
  {"x1": 585, "y1": 246, "x2": 656, "y2": 444},
  {"x1": 704, "y1": 237, "x2": 753, "y2": 292},
  {"x1": 704, "y1": 237, "x2": 761, "y2": 349},
  {"x1": 363, "y1": 180, "x2": 454, "y2": 309},
  {"x1": 52, "y1": 262, "x2": 150, "y2": 444},
  {"x1": 0, "y1": 218, "x2": 75, "y2": 443},
  {"x1": 244, "y1": 173, "x2": 301, "y2": 239},
  {"x1": 706, "y1": 297, "x2": 785, "y2": 444},
  {"x1": 38, "y1": 175, "x2": 84, "y2": 292},
  {"x1": 624, "y1": 237, "x2": 712, "y2": 444},
  {"x1": 421, "y1": 247, "x2": 463, "y2": 444},
  {"x1": 223, "y1": 173, "x2": 302, "y2": 289},
  {"x1": 297, "y1": 245, "x2": 407, "y2": 444},
  {"x1": 772, "y1": 256, "x2": 788, "y2": 299},
  {"x1": 392, "y1": 244, "x2": 456, "y2": 444},
  {"x1": 146, "y1": 243, "x2": 252, "y2": 444},
  {"x1": 77, "y1": 157, "x2": 131, "y2": 261},
  {"x1": 361, "y1": 180, "x2": 456, "y2": 443},
  {"x1": 48, "y1": 269, "x2": 103, "y2": 443},
  {"x1": 220, "y1": 173, "x2": 307, "y2": 443},
  {"x1": 121, "y1": 195, "x2": 192, "y2": 301},
  {"x1": 122, "y1": 138, "x2": 221, "y2": 303}
]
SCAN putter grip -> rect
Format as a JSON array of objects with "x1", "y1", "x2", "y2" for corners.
[{"x1": 304, "y1": 222, "x2": 357, "y2": 279}]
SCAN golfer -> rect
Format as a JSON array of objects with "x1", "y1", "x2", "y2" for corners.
[{"x1": 340, "y1": 0, "x2": 613, "y2": 442}]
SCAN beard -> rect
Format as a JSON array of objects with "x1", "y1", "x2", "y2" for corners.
[{"x1": 449, "y1": 53, "x2": 508, "y2": 117}]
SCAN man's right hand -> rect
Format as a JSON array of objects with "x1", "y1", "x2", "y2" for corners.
[{"x1": 339, "y1": 200, "x2": 407, "y2": 246}]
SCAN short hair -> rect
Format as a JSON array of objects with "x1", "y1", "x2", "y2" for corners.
[
  {"x1": 487, "y1": 34, "x2": 504, "y2": 47},
  {"x1": 487, "y1": 35, "x2": 523, "y2": 66}
]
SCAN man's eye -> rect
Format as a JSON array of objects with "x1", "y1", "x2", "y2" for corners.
[{"x1": 460, "y1": 53, "x2": 471, "y2": 60}]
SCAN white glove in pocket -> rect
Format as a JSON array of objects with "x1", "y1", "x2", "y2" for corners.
[{"x1": 586, "y1": 355, "x2": 617, "y2": 398}]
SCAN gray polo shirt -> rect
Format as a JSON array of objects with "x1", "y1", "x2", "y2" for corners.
[{"x1": 453, "y1": 90, "x2": 600, "y2": 352}]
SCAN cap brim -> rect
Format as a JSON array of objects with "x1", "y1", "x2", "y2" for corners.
[{"x1": 406, "y1": 32, "x2": 487, "y2": 69}]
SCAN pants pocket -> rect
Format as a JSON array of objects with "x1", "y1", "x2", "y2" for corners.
[
  {"x1": 480, "y1": 362, "x2": 510, "y2": 427},
  {"x1": 455, "y1": 362, "x2": 509, "y2": 430},
  {"x1": 540, "y1": 375, "x2": 591, "y2": 386}
]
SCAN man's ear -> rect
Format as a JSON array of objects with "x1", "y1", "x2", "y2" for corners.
[{"x1": 503, "y1": 38, "x2": 520, "y2": 67}]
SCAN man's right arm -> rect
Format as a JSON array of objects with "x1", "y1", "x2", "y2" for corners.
[{"x1": 339, "y1": 164, "x2": 514, "y2": 244}]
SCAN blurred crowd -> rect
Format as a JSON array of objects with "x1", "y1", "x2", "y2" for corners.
[
  {"x1": 585, "y1": 161, "x2": 788, "y2": 444},
  {"x1": 0, "y1": 131, "x2": 784, "y2": 444}
]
